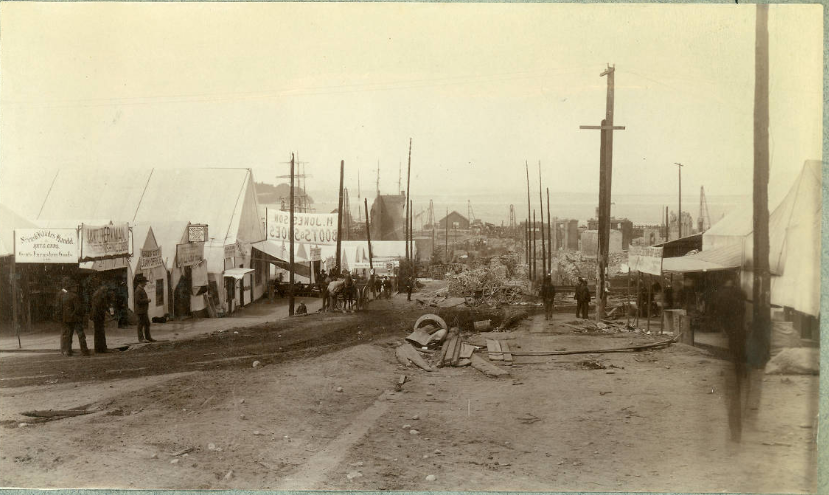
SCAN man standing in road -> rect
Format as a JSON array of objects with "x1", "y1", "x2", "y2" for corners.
[
  {"x1": 541, "y1": 274, "x2": 556, "y2": 321},
  {"x1": 90, "y1": 278, "x2": 112, "y2": 353},
  {"x1": 134, "y1": 274, "x2": 155, "y2": 343},
  {"x1": 575, "y1": 278, "x2": 591, "y2": 319},
  {"x1": 56, "y1": 276, "x2": 89, "y2": 356}
]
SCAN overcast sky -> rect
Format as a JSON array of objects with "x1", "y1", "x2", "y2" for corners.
[{"x1": 0, "y1": 3, "x2": 822, "y2": 213}]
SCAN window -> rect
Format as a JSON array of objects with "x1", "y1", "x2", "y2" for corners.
[{"x1": 155, "y1": 279, "x2": 164, "y2": 306}]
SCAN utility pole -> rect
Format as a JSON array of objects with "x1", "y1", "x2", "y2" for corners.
[
  {"x1": 336, "y1": 160, "x2": 344, "y2": 275},
  {"x1": 532, "y1": 209, "x2": 537, "y2": 281},
  {"x1": 405, "y1": 139, "x2": 412, "y2": 266},
  {"x1": 542, "y1": 187, "x2": 555, "y2": 270},
  {"x1": 365, "y1": 198, "x2": 373, "y2": 270},
  {"x1": 674, "y1": 162, "x2": 684, "y2": 238},
  {"x1": 288, "y1": 154, "x2": 296, "y2": 316},
  {"x1": 445, "y1": 207, "x2": 449, "y2": 263},
  {"x1": 580, "y1": 64, "x2": 625, "y2": 321},
  {"x1": 410, "y1": 200, "x2": 414, "y2": 275},
  {"x1": 525, "y1": 161, "x2": 532, "y2": 281},
  {"x1": 538, "y1": 161, "x2": 546, "y2": 279},
  {"x1": 753, "y1": 3, "x2": 771, "y2": 366}
]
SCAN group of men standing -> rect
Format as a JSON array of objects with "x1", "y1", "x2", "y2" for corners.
[
  {"x1": 56, "y1": 273, "x2": 155, "y2": 356},
  {"x1": 538, "y1": 275, "x2": 592, "y2": 321}
]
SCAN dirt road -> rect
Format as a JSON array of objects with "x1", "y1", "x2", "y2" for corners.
[{"x1": 0, "y1": 293, "x2": 818, "y2": 492}]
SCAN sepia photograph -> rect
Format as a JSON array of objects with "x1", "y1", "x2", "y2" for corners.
[{"x1": 0, "y1": 2, "x2": 822, "y2": 493}]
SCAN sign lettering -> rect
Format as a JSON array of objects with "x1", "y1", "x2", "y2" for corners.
[
  {"x1": 140, "y1": 247, "x2": 163, "y2": 270},
  {"x1": 629, "y1": 246, "x2": 663, "y2": 275},
  {"x1": 176, "y1": 242, "x2": 205, "y2": 267},
  {"x1": 81, "y1": 223, "x2": 130, "y2": 260},
  {"x1": 266, "y1": 210, "x2": 338, "y2": 245},
  {"x1": 14, "y1": 228, "x2": 78, "y2": 263}
]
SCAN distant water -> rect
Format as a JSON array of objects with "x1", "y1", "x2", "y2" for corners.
[{"x1": 301, "y1": 191, "x2": 748, "y2": 227}]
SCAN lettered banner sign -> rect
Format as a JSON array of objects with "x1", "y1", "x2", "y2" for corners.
[
  {"x1": 629, "y1": 246, "x2": 664, "y2": 276},
  {"x1": 81, "y1": 223, "x2": 130, "y2": 260},
  {"x1": 266, "y1": 209, "x2": 338, "y2": 245},
  {"x1": 14, "y1": 228, "x2": 79, "y2": 263}
]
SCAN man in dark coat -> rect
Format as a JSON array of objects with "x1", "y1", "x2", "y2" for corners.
[
  {"x1": 574, "y1": 278, "x2": 591, "y2": 319},
  {"x1": 90, "y1": 280, "x2": 112, "y2": 353},
  {"x1": 134, "y1": 274, "x2": 155, "y2": 343},
  {"x1": 541, "y1": 275, "x2": 557, "y2": 320},
  {"x1": 56, "y1": 276, "x2": 89, "y2": 356}
]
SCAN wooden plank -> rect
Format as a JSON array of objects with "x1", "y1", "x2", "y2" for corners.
[
  {"x1": 440, "y1": 335, "x2": 458, "y2": 367},
  {"x1": 487, "y1": 339, "x2": 503, "y2": 361},
  {"x1": 450, "y1": 335, "x2": 463, "y2": 367},
  {"x1": 501, "y1": 342, "x2": 513, "y2": 364},
  {"x1": 459, "y1": 343, "x2": 474, "y2": 359},
  {"x1": 470, "y1": 354, "x2": 510, "y2": 377}
]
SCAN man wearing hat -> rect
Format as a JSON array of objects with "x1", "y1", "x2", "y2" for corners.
[
  {"x1": 56, "y1": 276, "x2": 89, "y2": 356},
  {"x1": 134, "y1": 274, "x2": 155, "y2": 343}
]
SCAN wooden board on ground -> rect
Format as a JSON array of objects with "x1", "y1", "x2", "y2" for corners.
[
  {"x1": 395, "y1": 343, "x2": 434, "y2": 372},
  {"x1": 440, "y1": 334, "x2": 458, "y2": 367},
  {"x1": 450, "y1": 335, "x2": 463, "y2": 367},
  {"x1": 470, "y1": 354, "x2": 510, "y2": 377},
  {"x1": 487, "y1": 339, "x2": 503, "y2": 361},
  {"x1": 501, "y1": 341, "x2": 513, "y2": 364},
  {"x1": 437, "y1": 335, "x2": 454, "y2": 367},
  {"x1": 460, "y1": 343, "x2": 474, "y2": 359}
]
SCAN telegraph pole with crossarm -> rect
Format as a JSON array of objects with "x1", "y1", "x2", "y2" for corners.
[{"x1": 580, "y1": 64, "x2": 625, "y2": 321}]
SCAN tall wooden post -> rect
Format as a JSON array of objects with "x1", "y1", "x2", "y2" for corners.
[
  {"x1": 365, "y1": 198, "x2": 373, "y2": 269},
  {"x1": 11, "y1": 260, "x2": 20, "y2": 348},
  {"x1": 405, "y1": 138, "x2": 412, "y2": 264},
  {"x1": 445, "y1": 208, "x2": 449, "y2": 263},
  {"x1": 409, "y1": 199, "x2": 414, "y2": 276},
  {"x1": 675, "y1": 163, "x2": 684, "y2": 238},
  {"x1": 289, "y1": 154, "x2": 296, "y2": 316},
  {"x1": 538, "y1": 162, "x2": 546, "y2": 279},
  {"x1": 647, "y1": 273, "x2": 652, "y2": 332},
  {"x1": 753, "y1": 3, "x2": 771, "y2": 366},
  {"x1": 532, "y1": 210, "x2": 537, "y2": 281},
  {"x1": 546, "y1": 188, "x2": 553, "y2": 264},
  {"x1": 580, "y1": 64, "x2": 624, "y2": 322},
  {"x1": 525, "y1": 161, "x2": 532, "y2": 281},
  {"x1": 336, "y1": 160, "x2": 344, "y2": 275}
]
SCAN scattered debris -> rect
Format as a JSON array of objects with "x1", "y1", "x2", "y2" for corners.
[
  {"x1": 425, "y1": 474, "x2": 437, "y2": 482},
  {"x1": 252, "y1": 361, "x2": 261, "y2": 368},
  {"x1": 224, "y1": 470, "x2": 234, "y2": 480},
  {"x1": 473, "y1": 320, "x2": 491, "y2": 331},
  {"x1": 170, "y1": 459, "x2": 180, "y2": 465},
  {"x1": 470, "y1": 354, "x2": 510, "y2": 377},
  {"x1": 579, "y1": 360, "x2": 607, "y2": 370},
  {"x1": 395, "y1": 342, "x2": 435, "y2": 372},
  {"x1": 395, "y1": 375, "x2": 408, "y2": 391},
  {"x1": 409, "y1": 429, "x2": 420, "y2": 435},
  {"x1": 169, "y1": 447, "x2": 195, "y2": 457},
  {"x1": 336, "y1": 387, "x2": 344, "y2": 393},
  {"x1": 208, "y1": 443, "x2": 216, "y2": 451}
]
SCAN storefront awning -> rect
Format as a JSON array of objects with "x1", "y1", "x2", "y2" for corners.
[
  {"x1": 252, "y1": 239, "x2": 308, "y2": 263},
  {"x1": 662, "y1": 243, "x2": 742, "y2": 273},
  {"x1": 224, "y1": 267, "x2": 255, "y2": 280}
]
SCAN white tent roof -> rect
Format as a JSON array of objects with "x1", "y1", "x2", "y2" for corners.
[
  {"x1": 740, "y1": 160, "x2": 821, "y2": 316},
  {"x1": 0, "y1": 204, "x2": 38, "y2": 257}
]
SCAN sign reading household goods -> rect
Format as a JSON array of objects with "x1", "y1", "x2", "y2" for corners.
[
  {"x1": 140, "y1": 248, "x2": 163, "y2": 270},
  {"x1": 628, "y1": 246, "x2": 663, "y2": 276},
  {"x1": 81, "y1": 223, "x2": 130, "y2": 261},
  {"x1": 266, "y1": 209, "x2": 338, "y2": 244},
  {"x1": 176, "y1": 242, "x2": 205, "y2": 267},
  {"x1": 14, "y1": 228, "x2": 79, "y2": 263}
]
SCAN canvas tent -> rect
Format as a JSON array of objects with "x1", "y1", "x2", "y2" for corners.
[{"x1": 32, "y1": 168, "x2": 266, "y2": 315}]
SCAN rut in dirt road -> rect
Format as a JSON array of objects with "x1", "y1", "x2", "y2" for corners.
[{"x1": 0, "y1": 309, "x2": 417, "y2": 389}]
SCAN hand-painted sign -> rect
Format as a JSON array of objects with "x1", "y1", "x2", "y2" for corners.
[
  {"x1": 140, "y1": 248, "x2": 163, "y2": 270},
  {"x1": 14, "y1": 228, "x2": 78, "y2": 263},
  {"x1": 224, "y1": 244, "x2": 236, "y2": 260},
  {"x1": 629, "y1": 246, "x2": 663, "y2": 276},
  {"x1": 81, "y1": 223, "x2": 130, "y2": 260},
  {"x1": 266, "y1": 209, "x2": 338, "y2": 244},
  {"x1": 176, "y1": 242, "x2": 205, "y2": 267},
  {"x1": 309, "y1": 246, "x2": 321, "y2": 262},
  {"x1": 188, "y1": 224, "x2": 208, "y2": 243}
]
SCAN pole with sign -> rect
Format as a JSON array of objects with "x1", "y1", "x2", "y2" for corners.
[{"x1": 289, "y1": 154, "x2": 295, "y2": 316}]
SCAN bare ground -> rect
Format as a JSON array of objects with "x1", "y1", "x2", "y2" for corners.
[{"x1": 0, "y1": 293, "x2": 818, "y2": 492}]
